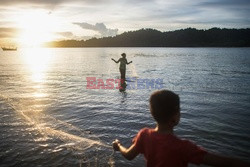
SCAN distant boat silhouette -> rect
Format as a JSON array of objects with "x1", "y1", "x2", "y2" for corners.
[{"x1": 2, "y1": 47, "x2": 17, "y2": 51}]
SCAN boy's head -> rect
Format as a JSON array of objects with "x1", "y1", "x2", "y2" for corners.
[
  {"x1": 149, "y1": 90, "x2": 180, "y2": 125},
  {"x1": 121, "y1": 53, "x2": 126, "y2": 58}
]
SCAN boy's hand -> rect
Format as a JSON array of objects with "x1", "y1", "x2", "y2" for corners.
[{"x1": 112, "y1": 139, "x2": 120, "y2": 151}]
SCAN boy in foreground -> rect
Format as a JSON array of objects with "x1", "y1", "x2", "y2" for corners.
[{"x1": 112, "y1": 90, "x2": 249, "y2": 167}]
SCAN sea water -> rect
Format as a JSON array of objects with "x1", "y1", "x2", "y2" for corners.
[{"x1": 0, "y1": 47, "x2": 250, "y2": 166}]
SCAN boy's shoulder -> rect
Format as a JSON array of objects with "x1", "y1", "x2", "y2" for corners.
[
  {"x1": 138, "y1": 127, "x2": 153, "y2": 135},
  {"x1": 134, "y1": 128, "x2": 153, "y2": 141},
  {"x1": 137, "y1": 128, "x2": 199, "y2": 145}
]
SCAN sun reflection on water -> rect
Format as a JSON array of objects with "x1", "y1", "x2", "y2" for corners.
[
  {"x1": 17, "y1": 48, "x2": 114, "y2": 165},
  {"x1": 20, "y1": 48, "x2": 54, "y2": 116},
  {"x1": 22, "y1": 48, "x2": 53, "y2": 84}
]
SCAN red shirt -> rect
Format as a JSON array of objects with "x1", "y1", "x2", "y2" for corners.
[{"x1": 133, "y1": 128, "x2": 207, "y2": 167}]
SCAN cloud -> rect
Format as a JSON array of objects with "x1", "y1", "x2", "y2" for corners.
[
  {"x1": 55, "y1": 31, "x2": 94, "y2": 40},
  {"x1": 197, "y1": 0, "x2": 250, "y2": 7},
  {"x1": 0, "y1": 0, "x2": 107, "y2": 8},
  {"x1": 56, "y1": 31, "x2": 74, "y2": 38},
  {"x1": 0, "y1": 27, "x2": 20, "y2": 38},
  {"x1": 0, "y1": 21, "x2": 15, "y2": 26},
  {"x1": 0, "y1": 0, "x2": 249, "y2": 40},
  {"x1": 127, "y1": 0, "x2": 250, "y2": 30},
  {"x1": 196, "y1": 0, "x2": 250, "y2": 17},
  {"x1": 73, "y1": 22, "x2": 118, "y2": 37}
]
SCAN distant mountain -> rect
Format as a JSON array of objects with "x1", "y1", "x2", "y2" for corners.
[{"x1": 45, "y1": 28, "x2": 250, "y2": 47}]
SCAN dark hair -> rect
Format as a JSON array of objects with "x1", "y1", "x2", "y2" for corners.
[{"x1": 149, "y1": 90, "x2": 180, "y2": 124}]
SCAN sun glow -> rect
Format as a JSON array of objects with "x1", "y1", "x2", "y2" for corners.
[{"x1": 17, "y1": 11, "x2": 59, "y2": 47}]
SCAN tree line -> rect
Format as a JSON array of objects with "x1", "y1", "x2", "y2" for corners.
[{"x1": 45, "y1": 28, "x2": 250, "y2": 47}]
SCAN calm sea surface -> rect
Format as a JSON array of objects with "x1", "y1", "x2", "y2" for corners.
[{"x1": 0, "y1": 48, "x2": 250, "y2": 167}]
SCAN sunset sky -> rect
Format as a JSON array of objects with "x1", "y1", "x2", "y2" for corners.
[{"x1": 0, "y1": 0, "x2": 249, "y2": 46}]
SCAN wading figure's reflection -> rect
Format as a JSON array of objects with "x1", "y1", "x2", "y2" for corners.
[{"x1": 119, "y1": 81, "x2": 127, "y2": 92}]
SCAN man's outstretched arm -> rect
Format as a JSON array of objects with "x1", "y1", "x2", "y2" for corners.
[
  {"x1": 111, "y1": 58, "x2": 120, "y2": 63},
  {"x1": 126, "y1": 61, "x2": 132, "y2": 65}
]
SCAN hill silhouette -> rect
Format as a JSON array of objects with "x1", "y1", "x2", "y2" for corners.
[{"x1": 45, "y1": 28, "x2": 250, "y2": 47}]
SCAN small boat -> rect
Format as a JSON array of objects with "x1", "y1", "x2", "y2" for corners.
[{"x1": 1, "y1": 47, "x2": 17, "y2": 51}]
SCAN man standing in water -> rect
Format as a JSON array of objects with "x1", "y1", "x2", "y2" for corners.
[{"x1": 111, "y1": 53, "x2": 132, "y2": 80}]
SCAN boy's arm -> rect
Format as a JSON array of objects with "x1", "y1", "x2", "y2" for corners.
[
  {"x1": 202, "y1": 152, "x2": 250, "y2": 167},
  {"x1": 113, "y1": 139, "x2": 139, "y2": 160}
]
